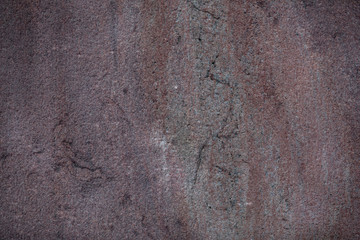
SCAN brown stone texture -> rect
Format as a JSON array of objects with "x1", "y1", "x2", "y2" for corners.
[{"x1": 1, "y1": 0, "x2": 360, "y2": 239}]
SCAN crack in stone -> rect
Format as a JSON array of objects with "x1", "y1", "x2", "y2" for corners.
[
  {"x1": 52, "y1": 119, "x2": 104, "y2": 178},
  {"x1": 193, "y1": 139, "x2": 209, "y2": 186},
  {"x1": 61, "y1": 139, "x2": 101, "y2": 173},
  {"x1": 193, "y1": 83, "x2": 238, "y2": 187},
  {"x1": 188, "y1": 0, "x2": 220, "y2": 20},
  {"x1": 214, "y1": 165, "x2": 241, "y2": 179},
  {"x1": 69, "y1": 157, "x2": 101, "y2": 172},
  {"x1": 210, "y1": 73, "x2": 231, "y2": 86},
  {"x1": 104, "y1": 97, "x2": 133, "y2": 126},
  {"x1": 204, "y1": 54, "x2": 234, "y2": 88}
]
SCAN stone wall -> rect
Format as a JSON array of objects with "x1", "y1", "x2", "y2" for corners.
[{"x1": 1, "y1": 0, "x2": 359, "y2": 239}]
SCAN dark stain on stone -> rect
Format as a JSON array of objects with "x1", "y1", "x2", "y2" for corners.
[
  {"x1": 1, "y1": 152, "x2": 10, "y2": 161},
  {"x1": 177, "y1": 35, "x2": 181, "y2": 44},
  {"x1": 273, "y1": 17, "x2": 279, "y2": 25},
  {"x1": 257, "y1": 1, "x2": 267, "y2": 9},
  {"x1": 120, "y1": 193, "x2": 132, "y2": 206},
  {"x1": 302, "y1": 0, "x2": 315, "y2": 9}
]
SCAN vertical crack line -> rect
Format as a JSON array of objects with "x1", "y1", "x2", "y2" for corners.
[
  {"x1": 192, "y1": 95, "x2": 235, "y2": 188},
  {"x1": 193, "y1": 138, "x2": 210, "y2": 187}
]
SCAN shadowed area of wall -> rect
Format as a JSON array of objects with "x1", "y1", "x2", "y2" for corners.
[{"x1": 1, "y1": 0, "x2": 359, "y2": 239}]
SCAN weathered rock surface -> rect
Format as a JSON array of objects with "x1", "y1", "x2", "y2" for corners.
[{"x1": 1, "y1": 0, "x2": 359, "y2": 239}]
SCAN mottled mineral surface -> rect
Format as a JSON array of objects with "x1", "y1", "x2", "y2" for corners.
[{"x1": 1, "y1": 0, "x2": 359, "y2": 239}]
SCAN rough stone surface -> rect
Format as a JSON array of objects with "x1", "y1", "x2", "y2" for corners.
[{"x1": 1, "y1": 0, "x2": 360, "y2": 239}]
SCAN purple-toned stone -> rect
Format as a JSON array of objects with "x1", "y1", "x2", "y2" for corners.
[{"x1": 1, "y1": 1, "x2": 359, "y2": 239}]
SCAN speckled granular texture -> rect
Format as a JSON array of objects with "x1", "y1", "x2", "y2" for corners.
[{"x1": 1, "y1": 0, "x2": 359, "y2": 239}]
